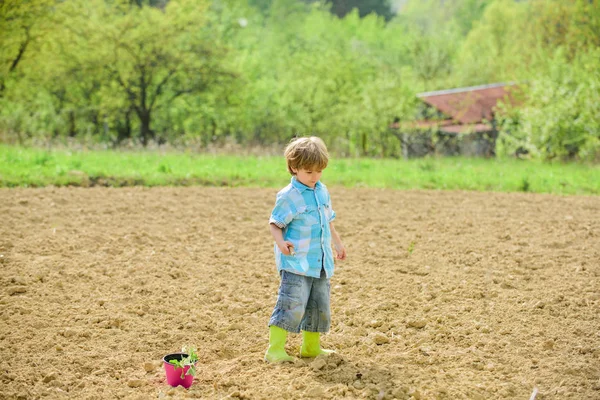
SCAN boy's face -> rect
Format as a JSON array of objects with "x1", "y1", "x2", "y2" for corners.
[{"x1": 292, "y1": 167, "x2": 323, "y2": 188}]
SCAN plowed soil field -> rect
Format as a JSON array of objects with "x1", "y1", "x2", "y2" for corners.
[{"x1": 1, "y1": 187, "x2": 599, "y2": 399}]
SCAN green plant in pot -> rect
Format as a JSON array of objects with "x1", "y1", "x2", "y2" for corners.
[{"x1": 163, "y1": 346, "x2": 199, "y2": 388}]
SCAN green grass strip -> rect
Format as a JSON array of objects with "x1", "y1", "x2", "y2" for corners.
[{"x1": 1, "y1": 144, "x2": 599, "y2": 195}]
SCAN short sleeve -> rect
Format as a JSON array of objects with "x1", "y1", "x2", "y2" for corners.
[
  {"x1": 269, "y1": 195, "x2": 294, "y2": 228},
  {"x1": 328, "y1": 195, "x2": 336, "y2": 223}
]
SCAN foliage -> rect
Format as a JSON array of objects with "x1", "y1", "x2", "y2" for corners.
[
  {"x1": 324, "y1": 0, "x2": 394, "y2": 21},
  {"x1": 0, "y1": 0, "x2": 598, "y2": 161},
  {"x1": 252, "y1": 0, "x2": 395, "y2": 20},
  {"x1": 0, "y1": 0, "x2": 55, "y2": 93},
  {"x1": 168, "y1": 346, "x2": 199, "y2": 379},
  {"x1": 393, "y1": 0, "x2": 492, "y2": 90},
  {"x1": 466, "y1": 0, "x2": 600, "y2": 160},
  {"x1": 497, "y1": 49, "x2": 600, "y2": 161}
]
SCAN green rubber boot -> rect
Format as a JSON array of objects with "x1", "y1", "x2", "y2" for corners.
[
  {"x1": 300, "y1": 331, "x2": 335, "y2": 358},
  {"x1": 264, "y1": 326, "x2": 295, "y2": 363}
]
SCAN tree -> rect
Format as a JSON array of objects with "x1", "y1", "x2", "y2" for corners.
[
  {"x1": 251, "y1": 0, "x2": 395, "y2": 20},
  {"x1": 326, "y1": 0, "x2": 394, "y2": 21},
  {"x1": 0, "y1": 0, "x2": 55, "y2": 94},
  {"x1": 458, "y1": 0, "x2": 600, "y2": 159},
  {"x1": 59, "y1": 0, "x2": 231, "y2": 145},
  {"x1": 496, "y1": 48, "x2": 600, "y2": 161}
]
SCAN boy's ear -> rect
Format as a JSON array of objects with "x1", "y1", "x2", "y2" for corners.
[{"x1": 290, "y1": 167, "x2": 298, "y2": 175}]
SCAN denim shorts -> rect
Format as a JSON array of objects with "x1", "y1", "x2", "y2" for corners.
[{"x1": 268, "y1": 269, "x2": 331, "y2": 333}]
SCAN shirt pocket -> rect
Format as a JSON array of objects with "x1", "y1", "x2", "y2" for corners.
[{"x1": 295, "y1": 205, "x2": 320, "y2": 226}]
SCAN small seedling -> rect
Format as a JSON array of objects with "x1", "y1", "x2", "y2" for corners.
[
  {"x1": 407, "y1": 241, "x2": 415, "y2": 255},
  {"x1": 169, "y1": 346, "x2": 198, "y2": 379}
]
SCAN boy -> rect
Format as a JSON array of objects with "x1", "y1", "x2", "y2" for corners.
[{"x1": 265, "y1": 136, "x2": 346, "y2": 363}]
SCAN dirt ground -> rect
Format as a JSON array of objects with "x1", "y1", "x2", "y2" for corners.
[{"x1": 1, "y1": 187, "x2": 599, "y2": 400}]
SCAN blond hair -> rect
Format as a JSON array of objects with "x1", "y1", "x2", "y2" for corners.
[{"x1": 284, "y1": 136, "x2": 329, "y2": 175}]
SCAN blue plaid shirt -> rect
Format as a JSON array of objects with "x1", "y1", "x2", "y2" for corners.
[{"x1": 269, "y1": 177, "x2": 336, "y2": 278}]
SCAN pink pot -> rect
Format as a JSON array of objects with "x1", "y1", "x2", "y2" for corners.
[{"x1": 163, "y1": 353, "x2": 197, "y2": 388}]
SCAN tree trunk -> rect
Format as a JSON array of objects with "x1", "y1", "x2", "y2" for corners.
[
  {"x1": 361, "y1": 132, "x2": 367, "y2": 155},
  {"x1": 116, "y1": 109, "x2": 132, "y2": 144},
  {"x1": 69, "y1": 110, "x2": 77, "y2": 137},
  {"x1": 90, "y1": 110, "x2": 100, "y2": 136},
  {"x1": 138, "y1": 110, "x2": 152, "y2": 146}
]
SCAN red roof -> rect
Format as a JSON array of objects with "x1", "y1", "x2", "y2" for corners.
[{"x1": 418, "y1": 83, "x2": 518, "y2": 124}]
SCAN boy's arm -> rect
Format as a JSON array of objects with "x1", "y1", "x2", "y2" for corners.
[
  {"x1": 270, "y1": 223, "x2": 295, "y2": 255},
  {"x1": 330, "y1": 222, "x2": 346, "y2": 260}
]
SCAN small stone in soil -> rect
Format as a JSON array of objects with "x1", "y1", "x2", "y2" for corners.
[
  {"x1": 127, "y1": 379, "x2": 145, "y2": 388},
  {"x1": 373, "y1": 333, "x2": 390, "y2": 345},
  {"x1": 43, "y1": 372, "x2": 57, "y2": 383},
  {"x1": 143, "y1": 362, "x2": 155, "y2": 372},
  {"x1": 311, "y1": 358, "x2": 327, "y2": 371}
]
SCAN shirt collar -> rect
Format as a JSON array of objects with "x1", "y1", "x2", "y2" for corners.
[{"x1": 291, "y1": 176, "x2": 322, "y2": 192}]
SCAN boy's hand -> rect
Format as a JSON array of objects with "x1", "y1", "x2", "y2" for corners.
[
  {"x1": 278, "y1": 241, "x2": 295, "y2": 256},
  {"x1": 334, "y1": 244, "x2": 346, "y2": 260}
]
